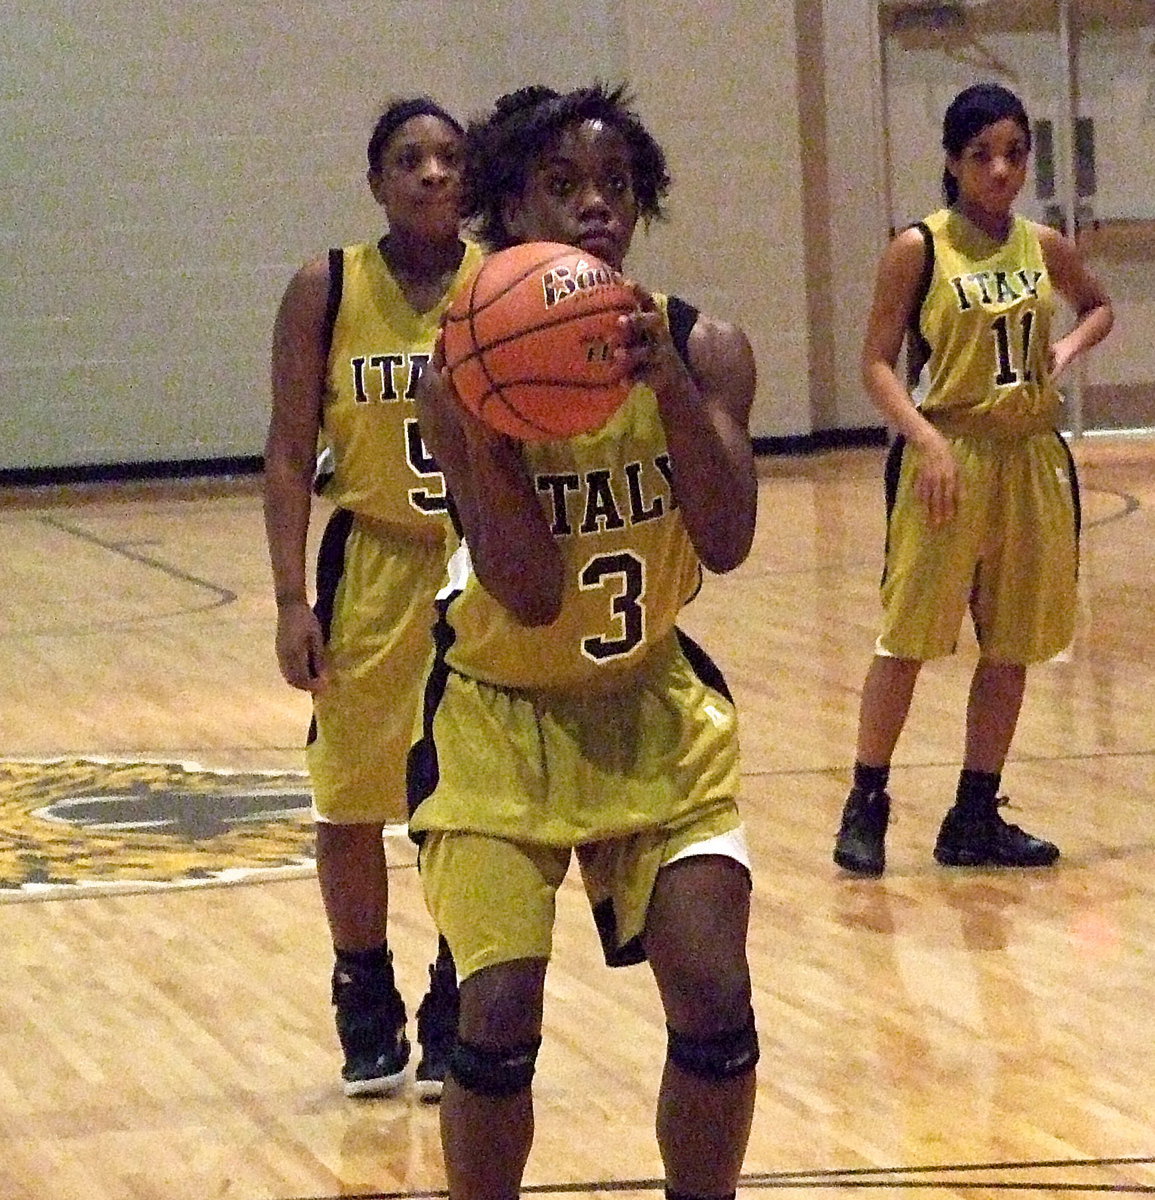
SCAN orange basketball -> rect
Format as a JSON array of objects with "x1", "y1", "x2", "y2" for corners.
[{"x1": 441, "y1": 241, "x2": 637, "y2": 441}]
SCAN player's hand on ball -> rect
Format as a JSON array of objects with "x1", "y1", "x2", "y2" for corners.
[
  {"x1": 441, "y1": 243, "x2": 635, "y2": 441},
  {"x1": 424, "y1": 356, "x2": 515, "y2": 456},
  {"x1": 617, "y1": 284, "x2": 688, "y2": 394}
]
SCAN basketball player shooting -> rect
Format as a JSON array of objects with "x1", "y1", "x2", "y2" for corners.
[{"x1": 410, "y1": 83, "x2": 760, "y2": 1200}]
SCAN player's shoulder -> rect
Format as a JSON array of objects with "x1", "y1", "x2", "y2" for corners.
[
  {"x1": 1026, "y1": 216, "x2": 1067, "y2": 253},
  {"x1": 876, "y1": 221, "x2": 934, "y2": 290},
  {"x1": 670, "y1": 300, "x2": 754, "y2": 407},
  {"x1": 1027, "y1": 218, "x2": 1083, "y2": 279},
  {"x1": 660, "y1": 294, "x2": 745, "y2": 350},
  {"x1": 290, "y1": 252, "x2": 331, "y2": 285},
  {"x1": 893, "y1": 222, "x2": 931, "y2": 251},
  {"x1": 684, "y1": 306, "x2": 752, "y2": 368},
  {"x1": 279, "y1": 253, "x2": 332, "y2": 317}
]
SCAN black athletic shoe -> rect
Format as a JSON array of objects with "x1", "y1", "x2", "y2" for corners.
[
  {"x1": 933, "y1": 797, "x2": 1060, "y2": 868},
  {"x1": 833, "y1": 789, "x2": 890, "y2": 876},
  {"x1": 332, "y1": 956, "x2": 410, "y2": 1098},
  {"x1": 414, "y1": 958, "x2": 459, "y2": 1103}
]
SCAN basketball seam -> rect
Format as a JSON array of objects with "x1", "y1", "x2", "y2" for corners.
[
  {"x1": 443, "y1": 245, "x2": 631, "y2": 440},
  {"x1": 448, "y1": 298, "x2": 636, "y2": 363},
  {"x1": 479, "y1": 393, "x2": 553, "y2": 438},
  {"x1": 474, "y1": 374, "x2": 625, "y2": 439}
]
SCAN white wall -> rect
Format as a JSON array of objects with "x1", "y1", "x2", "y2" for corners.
[
  {"x1": 4, "y1": 1, "x2": 1150, "y2": 472},
  {"x1": 813, "y1": 0, "x2": 891, "y2": 432},
  {"x1": 8, "y1": 0, "x2": 882, "y2": 471},
  {"x1": 881, "y1": 21, "x2": 1155, "y2": 409},
  {"x1": 1, "y1": 1, "x2": 632, "y2": 471},
  {"x1": 613, "y1": 0, "x2": 814, "y2": 439}
]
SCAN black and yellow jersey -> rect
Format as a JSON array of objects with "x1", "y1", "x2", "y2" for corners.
[
  {"x1": 908, "y1": 209, "x2": 1060, "y2": 434},
  {"x1": 320, "y1": 238, "x2": 484, "y2": 534},
  {"x1": 435, "y1": 294, "x2": 704, "y2": 691}
]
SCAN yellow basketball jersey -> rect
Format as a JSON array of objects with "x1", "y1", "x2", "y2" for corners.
[
  {"x1": 321, "y1": 238, "x2": 484, "y2": 532},
  {"x1": 437, "y1": 295, "x2": 704, "y2": 692},
  {"x1": 910, "y1": 209, "x2": 1060, "y2": 433}
]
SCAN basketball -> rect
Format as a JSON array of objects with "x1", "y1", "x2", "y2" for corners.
[{"x1": 440, "y1": 241, "x2": 637, "y2": 441}]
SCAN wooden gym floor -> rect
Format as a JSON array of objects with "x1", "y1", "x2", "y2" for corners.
[{"x1": 1, "y1": 438, "x2": 1153, "y2": 1200}]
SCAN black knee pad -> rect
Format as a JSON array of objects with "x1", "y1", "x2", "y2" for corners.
[
  {"x1": 447, "y1": 1036, "x2": 542, "y2": 1098},
  {"x1": 667, "y1": 1010, "x2": 759, "y2": 1081}
]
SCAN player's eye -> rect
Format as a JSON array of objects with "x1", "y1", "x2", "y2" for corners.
[{"x1": 545, "y1": 173, "x2": 574, "y2": 198}]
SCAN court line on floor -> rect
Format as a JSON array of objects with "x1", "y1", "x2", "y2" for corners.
[{"x1": 275, "y1": 1154, "x2": 1155, "y2": 1200}]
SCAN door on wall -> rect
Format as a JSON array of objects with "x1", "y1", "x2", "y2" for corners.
[{"x1": 877, "y1": 0, "x2": 1155, "y2": 436}]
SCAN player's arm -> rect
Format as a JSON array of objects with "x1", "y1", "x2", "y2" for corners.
[
  {"x1": 416, "y1": 365, "x2": 563, "y2": 626},
  {"x1": 264, "y1": 257, "x2": 331, "y2": 692},
  {"x1": 862, "y1": 226, "x2": 958, "y2": 528},
  {"x1": 1036, "y1": 223, "x2": 1113, "y2": 378},
  {"x1": 621, "y1": 294, "x2": 757, "y2": 573}
]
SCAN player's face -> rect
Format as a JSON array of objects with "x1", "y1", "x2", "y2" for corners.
[
  {"x1": 947, "y1": 117, "x2": 1029, "y2": 223},
  {"x1": 504, "y1": 120, "x2": 639, "y2": 269},
  {"x1": 368, "y1": 115, "x2": 464, "y2": 240}
]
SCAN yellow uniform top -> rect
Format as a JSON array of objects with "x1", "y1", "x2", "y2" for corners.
[
  {"x1": 436, "y1": 295, "x2": 704, "y2": 692},
  {"x1": 910, "y1": 209, "x2": 1060, "y2": 435},
  {"x1": 321, "y1": 238, "x2": 484, "y2": 534}
]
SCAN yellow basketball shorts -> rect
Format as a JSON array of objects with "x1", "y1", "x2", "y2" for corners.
[
  {"x1": 419, "y1": 813, "x2": 748, "y2": 981},
  {"x1": 307, "y1": 509, "x2": 446, "y2": 824},
  {"x1": 877, "y1": 430, "x2": 1079, "y2": 664},
  {"x1": 408, "y1": 628, "x2": 747, "y2": 977}
]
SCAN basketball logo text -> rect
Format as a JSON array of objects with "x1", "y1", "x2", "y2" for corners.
[
  {"x1": 583, "y1": 337, "x2": 615, "y2": 364},
  {"x1": 541, "y1": 260, "x2": 622, "y2": 309}
]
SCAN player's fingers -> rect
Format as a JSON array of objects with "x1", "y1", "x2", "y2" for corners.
[
  {"x1": 915, "y1": 470, "x2": 942, "y2": 526},
  {"x1": 929, "y1": 473, "x2": 959, "y2": 528},
  {"x1": 306, "y1": 641, "x2": 332, "y2": 695},
  {"x1": 279, "y1": 650, "x2": 313, "y2": 692}
]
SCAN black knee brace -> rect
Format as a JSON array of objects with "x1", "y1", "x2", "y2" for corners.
[
  {"x1": 667, "y1": 1009, "x2": 759, "y2": 1081},
  {"x1": 447, "y1": 1036, "x2": 542, "y2": 1098}
]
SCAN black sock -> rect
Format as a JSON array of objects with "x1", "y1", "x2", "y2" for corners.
[
  {"x1": 332, "y1": 944, "x2": 393, "y2": 1006},
  {"x1": 334, "y1": 944, "x2": 390, "y2": 973},
  {"x1": 955, "y1": 768, "x2": 999, "y2": 812},
  {"x1": 666, "y1": 1191, "x2": 735, "y2": 1200},
  {"x1": 434, "y1": 935, "x2": 454, "y2": 972},
  {"x1": 853, "y1": 762, "x2": 890, "y2": 795}
]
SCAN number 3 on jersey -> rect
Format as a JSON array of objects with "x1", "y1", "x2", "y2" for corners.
[{"x1": 580, "y1": 551, "x2": 645, "y2": 663}]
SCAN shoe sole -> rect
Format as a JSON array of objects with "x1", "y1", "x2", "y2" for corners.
[
  {"x1": 833, "y1": 850, "x2": 884, "y2": 876},
  {"x1": 342, "y1": 1066, "x2": 408, "y2": 1098},
  {"x1": 934, "y1": 851, "x2": 1060, "y2": 868}
]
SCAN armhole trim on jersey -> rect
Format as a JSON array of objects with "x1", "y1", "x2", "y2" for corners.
[
  {"x1": 323, "y1": 248, "x2": 343, "y2": 358},
  {"x1": 666, "y1": 295, "x2": 700, "y2": 371},
  {"x1": 905, "y1": 222, "x2": 934, "y2": 390},
  {"x1": 314, "y1": 248, "x2": 343, "y2": 446}
]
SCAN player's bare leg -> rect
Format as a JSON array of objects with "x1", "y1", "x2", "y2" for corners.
[
  {"x1": 439, "y1": 958, "x2": 546, "y2": 1200},
  {"x1": 644, "y1": 855, "x2": 756, "y2": 1199}
]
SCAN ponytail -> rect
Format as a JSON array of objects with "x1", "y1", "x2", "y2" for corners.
[{"x1": 942, "y1": 166, "x2": 958, "y2": 205}]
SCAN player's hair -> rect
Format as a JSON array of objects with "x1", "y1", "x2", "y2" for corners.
[
  {"x1": 941, "y1": 83, "x2": 1031, "y2": 205},
  {"x1": 367, "y1": 96, "x2": 464, "y2": 174},
  {"x1": 465, "y1": 82, "x2": 671, "y2": 250}
]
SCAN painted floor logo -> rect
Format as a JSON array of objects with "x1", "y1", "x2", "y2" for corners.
[{"x1": 0, "y1": 758, "x2": 316, "y2": 900}]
